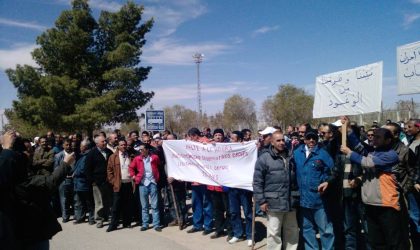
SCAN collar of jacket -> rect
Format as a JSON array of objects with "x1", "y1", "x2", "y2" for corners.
[
  {"x1": 299, "y1": 144, "x2": 320, "y2": 155},
  {"x1": 137, "y1": 153, "x2": 151, "y2": 160},
  {"x1": 268, "y1": 144, "x2": 289, "y2": 159}
]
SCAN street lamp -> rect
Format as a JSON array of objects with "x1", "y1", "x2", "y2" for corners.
[{"x1": 193, "y1": 53, "x2": 204, "y2": 126}]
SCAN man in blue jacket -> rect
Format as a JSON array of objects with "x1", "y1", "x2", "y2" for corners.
[
  {"x1": 73, "y1": 139, "x2": 95, "y2": 224},
  {"x1": 54, "y1": 138, "x2": 74, "y2": 222},
  {"x1": 294, "y1": 130, "x2": 335, "y2": 250}
]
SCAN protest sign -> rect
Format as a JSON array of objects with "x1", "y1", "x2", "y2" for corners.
[
  {"x1": 163, "y1": 140, "x2": 257, "y2": 191},
  {"x1": 397, "y1": 41, "x2": 420, "y2": 95},
  {"x1": 313, "y1": 61, "x2": 383, "y2": 118}
]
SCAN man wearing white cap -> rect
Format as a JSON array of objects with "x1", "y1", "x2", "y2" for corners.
[
  {"x1": 32, "y1": 136, "x2": 40, "y2": 151},
  {"x1": 258, "y1": 127, "x2": 277, "y2": 157}
]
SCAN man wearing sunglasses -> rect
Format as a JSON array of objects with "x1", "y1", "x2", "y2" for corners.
[
  {"x1": 294, "y1": 130, "x2": 335, "y2": 249},
  {"x1": 364, "y1": 129, "x2": 375, "y2": 147}
]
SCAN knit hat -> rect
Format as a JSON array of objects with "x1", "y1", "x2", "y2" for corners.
[
  {"x1": 187, "y1": 128, "x2": 200, "y2": 136},
  {"x1": 304, "y1": 130, "x2": 319, "y2": 141},
  {"x1": 213, "y1": 128, "x2": 224, "y2": 137}
]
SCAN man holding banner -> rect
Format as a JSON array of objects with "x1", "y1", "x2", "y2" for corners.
[
  {"x1": 163, "y1": 127, "x2": 258, "y2": 246},
  {"x1": 312, "y1": 62, "x2": 383, "y2": 249},
  {"x1": 207, "y1": 129, "x2": 232, "y2": 240},
  {"x1": 228, "y1": 131, "x2": 253, "y2": 246},
  {"x1": 185, "y1": 128, "x2": 214, "y2": 235},
  {"x1": 341, "y1": 128, "x2": 410, "y2": 249}
]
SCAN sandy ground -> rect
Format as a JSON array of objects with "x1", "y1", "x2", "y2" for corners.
[{"x1": 51, "y1": 216, "x2": 268, "y2": 250}]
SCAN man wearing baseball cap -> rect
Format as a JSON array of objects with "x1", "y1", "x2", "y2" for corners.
[{"x1": 293, "y1": 129, "x2": 335, "y2": 249}]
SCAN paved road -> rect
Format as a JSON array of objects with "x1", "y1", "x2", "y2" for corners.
[{"x1": 51, "y1": 219, "x2": 268, "y2": 250}]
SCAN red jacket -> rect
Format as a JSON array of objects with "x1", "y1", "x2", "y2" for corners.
[
  {"x1": 129, "y1": 154, "x2": 160, "y2": 185},
  {"x1": 207, "y1": 185, "x2": 223, "y2": 192}
]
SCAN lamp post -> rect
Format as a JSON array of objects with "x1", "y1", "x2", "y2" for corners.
[{"x1": 193, "y1": 53, "x2": 204, "y2": 127}]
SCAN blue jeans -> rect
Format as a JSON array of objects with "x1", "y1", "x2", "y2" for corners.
[
  {"x1": 74, "y1": 190, "x2": 95, "y2": 222},
  {"x1": 59, "y1": 179, "x2": 73, "y2": 220},
  {"x1": 407, "y1": 191, "x2": 420, "y2": 248},
  {"x1": 301, "y1": 207, "x2": 335, "y2": 250},
  {"x1": 139, "y1": 183, "x2": 160, "y2": 228},
  {"x1": 343, "y1": 197, "x2": 371, "y2": 250},
  {"x1": 191, "y1": 185, "x2": 213, "y2": 230},
  {"x1": 229, "y1": 188, "x2": 253, "y2": 239}
]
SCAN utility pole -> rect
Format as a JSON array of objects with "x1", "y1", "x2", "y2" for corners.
[{"x1": 193, "y1": 53, "x2": 204, "y2": 127}]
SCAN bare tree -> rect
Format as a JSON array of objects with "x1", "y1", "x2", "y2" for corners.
[
  {"x1": 208, "y1": 112, "x2": 225, "y2": 130},
  {"x1": 262, "y1": 84, "x2": 314, "y2": 129},
  {"x1": 164, "y1": 105, "x2": 199, "y2": 137},
  {"x1": 223, "y1": 94, "x2": 257, "y2": 131}
]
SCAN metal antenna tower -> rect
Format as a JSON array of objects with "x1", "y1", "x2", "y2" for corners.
[{"x1": 193, "y1": 53, "x2": 204, "y2": 123}]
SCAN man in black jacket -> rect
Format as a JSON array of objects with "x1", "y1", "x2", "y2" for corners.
[
  {"x1": 1, "y1": 130, "x2": 75, "y2": 250},
  {"x1": 85, "y1": 134, "x2": 113, "y2": 228},
  {"x1": 0, "y1": 131, "x2": 21, "y2": 249},
  {"x1": 253, "y1": 131, "x2": 299, "y2": 250},
  {"x1": 385, "y1": 123, "x2": 416, "y2": 194},
  {"x1": 406, "y1": 119, "x2": 420, "y2": 248}
]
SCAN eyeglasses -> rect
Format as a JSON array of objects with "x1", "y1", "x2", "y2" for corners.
[
  {"x1": 367, "y1": 134, "x2": 374, "y2": 137},
  {"x1": 320, "y1": 131, "x2": 330, "y2": 135}
]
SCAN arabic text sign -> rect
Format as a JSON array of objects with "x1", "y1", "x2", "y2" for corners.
[
  {"x1": 397, "y1": 41, "x2": 420, "y2": 95},
  {"x1": 313, "y1": 62, "x2": 383, "y2": 118},
  {"x1": 145, "y1": 110, "x2": 165, "y2": 131},
  {"x1": 163, "y1": 140, "x2": 257, "y2": 191}
]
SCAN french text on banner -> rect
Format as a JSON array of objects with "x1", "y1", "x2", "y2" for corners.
[{"x1": 162, "y1": 140, "x2": 257, "y2": 191}]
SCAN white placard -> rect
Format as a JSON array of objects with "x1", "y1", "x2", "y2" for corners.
[
  {"x1": 397, "y1": 41, "x2": 420, "y2": 95},
  {"x1": 313, "y1": 62, "x2": 383, "y2": 118},
  {"x1": 163, "y1": 140, "x2": 257, "y2": 191}
]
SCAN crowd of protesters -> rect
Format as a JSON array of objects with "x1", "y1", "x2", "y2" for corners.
[{"x1": 0, "y1": 117, "x2": 419, "y2": 250}]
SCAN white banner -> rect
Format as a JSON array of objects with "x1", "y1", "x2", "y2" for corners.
[
  {"x1": 397, "y1": 41, "x2": 420, "y2": 95},
  {"x1": 313, "y1": 62, "x2": 383, "y2": 118},
  {"x1": 163, "y1": 140, "x2": 257, "y2": 191}
]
